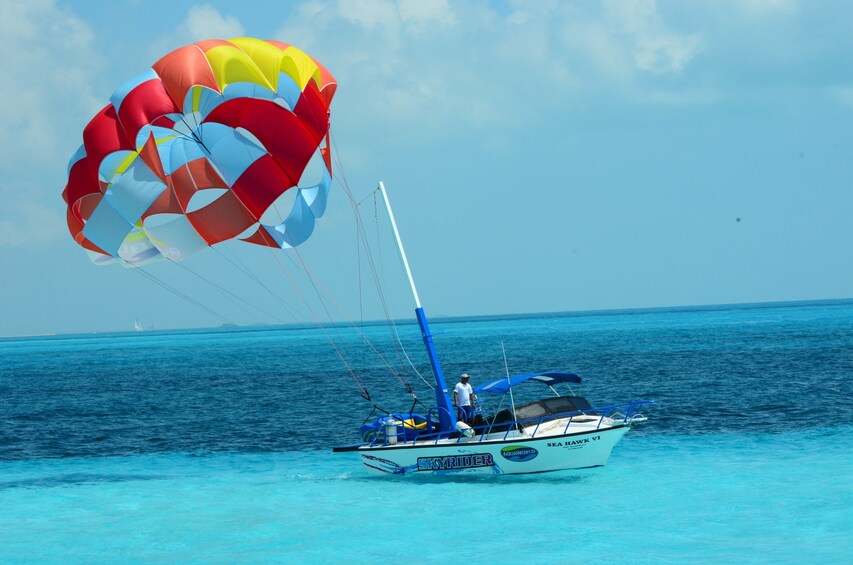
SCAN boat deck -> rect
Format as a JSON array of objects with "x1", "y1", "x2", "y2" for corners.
[{"x1": 333, "y1": 400, "x2": 652, "y2": 452}]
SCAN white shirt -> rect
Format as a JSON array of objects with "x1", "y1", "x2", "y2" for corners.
[{"x1": 454, "y1": 382, "x2": 473, "y2": 406}]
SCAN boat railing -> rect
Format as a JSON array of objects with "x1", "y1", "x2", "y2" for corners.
[
  {"x1": 370, "y1": 399, "x2": 653, "y2": 447},
  {"x1": 427, "y1": 405, "x2": 455, "y2": 428}
]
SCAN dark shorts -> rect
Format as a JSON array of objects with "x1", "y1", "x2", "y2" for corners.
[{"x1": 457, "y1": 404, "x2": 473, "y2": 423}]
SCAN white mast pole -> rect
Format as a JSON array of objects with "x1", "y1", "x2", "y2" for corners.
[
  {"x1": 502, "y1": 342, "x2": 518, "y2": 424},
  {"x1": 378, "y1": 181, "x2": 422, "y2": 309}
]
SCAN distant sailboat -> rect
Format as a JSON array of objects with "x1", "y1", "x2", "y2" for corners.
[{"x1": 134, "y1": 319, "x2": 144, "y2": 332}]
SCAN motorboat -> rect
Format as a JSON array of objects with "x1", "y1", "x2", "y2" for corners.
[{"x1": 333, "y1": 183, "x2": 652, "y2": 476}]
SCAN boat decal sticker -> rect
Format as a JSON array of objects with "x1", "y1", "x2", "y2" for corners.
[
  {"x1": 416, "y1": 453, "x2": 495, "y2": 472},
  {"x1": 547, "y1": 435, "x2": 601, "y2": 448},
  {"x1": 360, "y1": 455, "x2": 416, "y2": 474},
  {"x1": 500, "y1": 445, "x2": 539, "y2": 462}
]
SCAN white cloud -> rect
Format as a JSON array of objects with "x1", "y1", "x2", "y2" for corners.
[
  {"x1": 0, "y1": 3, "x2": 246, "y2": 250},
  {"x1": 634, "y1": 33, "x2": 700, "y2": 74},
  {"x1": 337, "y1": 0, "x2": 399, "y2": 32},
  {"x1": 399, "y1": 0, "x2": 457, "y2": 31},
  {"x1": 602, "y1": 0, "x2": 701, "y2": 74},
  {"x1": 0, "y1": 0, "x2": 103, "y2": 248},
  {"x1": 0, "y1": 197, "x2": 65, "y2": 247},
  {"x1": 0, "y1": 1, "x2": 103, "y2": 164},
  {"x1": 831, "y1": 86, "x2": 853, "y2": 109},
  {"x1": 183, "y1": 4, "x2": 245, "y2": 40},
  {"x1": 145, "y1": 4, "x2": 246, "y2": 63},
  {"x1": 738, "y1": 0, "x2": 798, "y2": 15},
  {"x1": 285, "y1": 0, "x2": 706, "y2": 134},
  {"x1": 2, "y1": 0, "x2": 797, "y2": 251}
]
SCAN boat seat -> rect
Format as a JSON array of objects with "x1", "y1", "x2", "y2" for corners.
[{"x1": 402, "y1": 419, "x2": 427, "y2": 430}]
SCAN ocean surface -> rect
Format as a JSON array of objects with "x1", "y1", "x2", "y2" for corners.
[{"x1": 1, "y1": 299, "x2": 851, "y2": 564}]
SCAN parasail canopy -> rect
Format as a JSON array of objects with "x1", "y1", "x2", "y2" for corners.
[{"x1": 62, "y1": 38, "x2": 337, "y2": 266}]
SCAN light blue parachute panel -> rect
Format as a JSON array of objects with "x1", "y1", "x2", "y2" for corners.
[
  {"x1": 98, "y1": 151, "x2": 135, "y2": 184},
  {"x1": 67, "y1": 144, "x2": 87, "y2": 176},
  {"x1": 117, "y1": 228, "x2": 163, "y2": 266},
  {"x1": 167, "y1": 136, "x2": 212, "y2": 176},
  {"x1": 276, "y1": 73, "x2": 302, "y2": 110},
  {"x1": 109, "y1": 68, "x2": 159, "y2": 113},
  {"x1": 83, "y1": 157, "x2": 167, "y2": 257},
  {"x1": 222, "y1": 82, "x2": 276, "y2": 103},
  {"x1": 183, "y1": 85, "x2": 225, "y2": 119},
  {"x1": 199, "y1": 123, "x2": 265, "y2": 186},
  {"x1": 104, "y1": 160, "x2": 168, "y2": 224},
  {"x1": 82, "y1": 198, "x2": 135, "y2": 257},
  {"x1": 263, "y1": 167, "x2": 331, "y2": 249},
  {"x1": 143, "y1": 213, "x2": 211, "y2": 262},
  {"x1": 300, "y1": 166, "x2": 332, "y2": 217},
  {"x1": 273, "y1": 190, "x2": 315, "y2": 249}
]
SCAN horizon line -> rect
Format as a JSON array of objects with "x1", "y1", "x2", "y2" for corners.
[{"x1": 2, "y1": 296, "x2": 851, "y2": 340}]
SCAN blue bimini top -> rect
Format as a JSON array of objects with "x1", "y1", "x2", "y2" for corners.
[{"x1": 473, "y1": 372, "x2": 582, "y2": 395}]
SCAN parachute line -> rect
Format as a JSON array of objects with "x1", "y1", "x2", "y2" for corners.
[
  {"x1": 178, "y1": 113, "x2": 211, "y2": 153},
  {"x1": 167, "y1": 258, "x2": 276, "y2": 325},
  {"x1": 264, "y1": 246, "x2": 371, "y2": 400},
  {"x1": 342, "y1": 180, "x2": 434, "y2": 393},
  {"x1": 211, "y1": 246, "x2": 304, "y2": 323},
  {"x1": 291, "y1": 243, "x2": 411, "y2": 385},
  {"x1": 130, "y1": 265, "x2": 232, "y2": 324},
  {"x1": 361, "y1": 191, "x2": 433, "y2": 392},
  {"x1": 325, "y1": 141, "x2": 435, "y2": 396}
]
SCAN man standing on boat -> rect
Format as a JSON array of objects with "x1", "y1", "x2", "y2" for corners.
[{"x1": 454, "y1": 373, "x2": 476, "y2": 424}]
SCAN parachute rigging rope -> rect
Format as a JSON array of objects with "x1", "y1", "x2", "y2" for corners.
[
  {"x1": 339, "y1": 186, "x2": 409, "y2": 366},
  {"x1": 349, "y1": 187, "x2": 435, "y2": 392},
  {"x1": 338, "y1": 189, "x2": 414, "y2": 387},
  {"x1": 174, "y1": 113, "x2": 210, "y2": 152},
  {"x1": 167, "y1": 258, "x2": 274, "y2": 325},
  {"x1": 211, "y1": 245, "x2": 304, "y2": 323},
  {"x1": 330, "y1": 133, "x2": 435, "y2": 393},
  {"x1": 234, "y1": 129, "x2": 431, "y2": 406},
  {"x1": 271, "y1": 132, "x2": 421, "y2": 401},
  {"x1": 129, "y1": 263, "x2": 231, "y2": 324},
  {"x1": 286, "y1": 244, "x2": 421, "y2": 397},
  {"x1": 264, "y1": 245, "x2": 371, "y2": 401}
]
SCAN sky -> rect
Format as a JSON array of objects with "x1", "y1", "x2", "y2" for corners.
[{"x1": 0, "y1": 0, "x2": 851, "y2": 336}]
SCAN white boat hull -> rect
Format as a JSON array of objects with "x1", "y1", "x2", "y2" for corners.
[{"x1": 353, "y1": 421, "x2": 631, "y2": 476}]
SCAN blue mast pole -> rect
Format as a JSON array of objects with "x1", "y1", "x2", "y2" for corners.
[
  {"x1": 413, "y1": 307, "x2": 454, "y2": 432},
  {"x1": 378, "y1": 182, "x2": 456, "y2": 433}
]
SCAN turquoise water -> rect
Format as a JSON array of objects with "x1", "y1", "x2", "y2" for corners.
[
  {"x1": 1, "y1": 300, "x2": 851, "y2": 563},
  {"x1": 2, "y1": 431, "x2": 850, "y2": 563}
]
